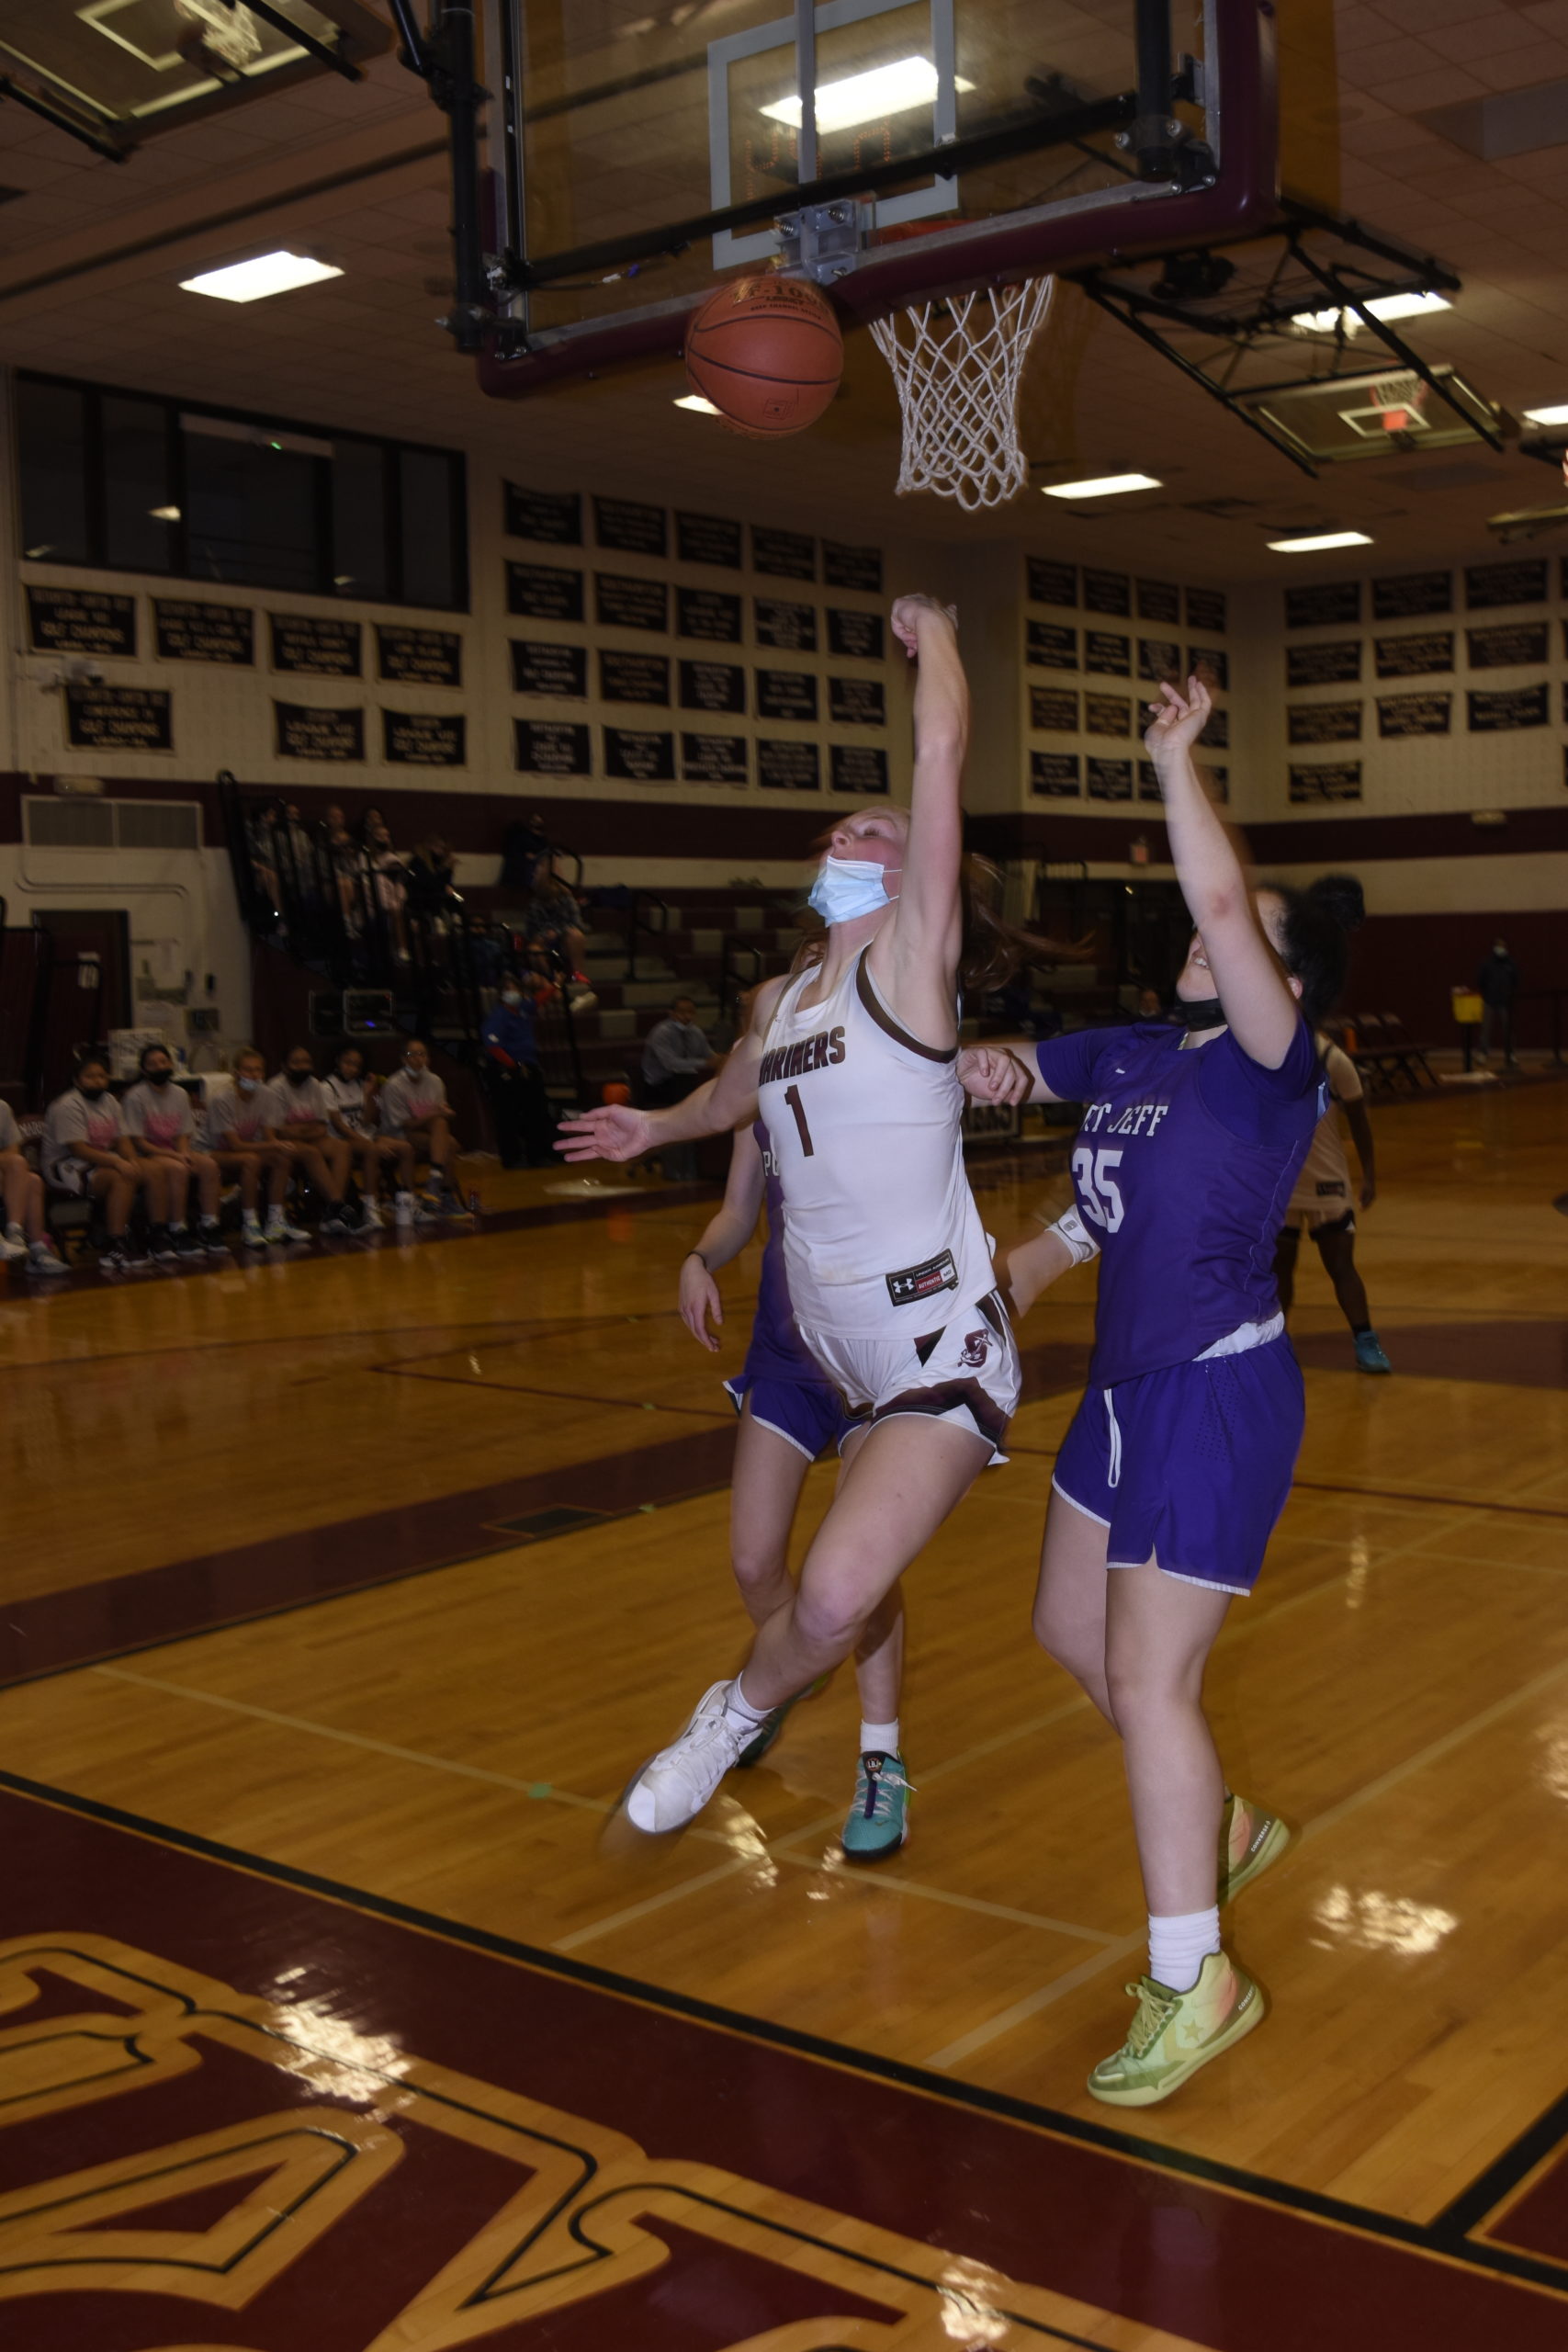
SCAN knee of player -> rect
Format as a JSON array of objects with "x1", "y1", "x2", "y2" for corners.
[
  {"x1": 1032, "y1": 1601, "x2": 1100, "y2": 1684},
  {"x1": 792, "y1": 1580, "x2": 870, "y2": 1657},
  {"x1": 730, "y1": 1544, "x2": 788, "y2": 1597}
]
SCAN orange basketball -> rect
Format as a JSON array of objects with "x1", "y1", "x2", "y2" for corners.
[
  {"x1": 601, "y1": 1081, "x2": 631, "y2": 1105},
  {"x1": 684, "y1": 275, "x2": 843, "y2": 438}
]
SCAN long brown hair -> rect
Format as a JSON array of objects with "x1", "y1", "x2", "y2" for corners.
[{"x1": 787, "y1": 849, "x2": 1044, "y2": 993}]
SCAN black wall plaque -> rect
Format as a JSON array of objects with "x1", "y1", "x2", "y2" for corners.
[
  {"x1": 595, "y1": 572, "x2": 668, "y2": 633},
  {"x1": 752, "y1": 526, "x2": 816, "y2": 581},
  {"x1": 506, "y1": 560, "x2": 584, "y2": 622},
  {"x1": 679, "y1": 659, "x2": 746, "y2": 714},
  {"x1": 1027, "y1": 620, "x2": 1077, "y2": 670},
  {"x1": 829, "y1": 676, "x2": 885, "y2": 727},
  {"x1": 1138, "y1": 759, "x2": 1163, "y2": 801},
  {"x1": 65, "y1": 684, "x2": 171, "y2": 752},
  {"x1": 504, "y1": 482, "x2": 581, "y2": 544},
  {"x1": 1138, "y1": 637, "x2": 1180, "y2": 683},
  {"x1": 1467, "y1": 622, "x2": 1549, "y2": 669},
  {"x1": 1206, "y1": 765, "x2": 1230, "y2": 803},
  {"x1": 1188, "y1": 644, "x2": 1229, "y2": 692},
  {"x1": 681, "y1": 731, "x2": 748, "y2": 785},
  {"x1": 754, "y1": 597, "x2": 817, "y2": 651},
  {"x1": 376, "y1": 623, "x2": 461, "y2": 687},
  {"x1": 1026, "y1": 557, "x2": 1077, "y2": 607},
  {"x1": 599, "y1": 650, "x2": 671, "y2": 706},
  {"x1": 1136, "y1": 578, "x2": 1181, "y2": 624},
  {"x1": 827, "y1": 607, "x2": 885, "y2": 661},
  {"x1": 593, "y1": 495, "x2": 667, "y2": 557},
  {"x1": 28, "y1": 584, "x2": 136, "y2": 657},
  {"x1": 274, "y1": 701, "x2": 363, "y2": 762},
  {"x1": 515, "y1": 718, "x2": 591, "y2": 776},
  {"x1": 1285, "y1": 580, "x2": 1361, "y2": 628},
  {"x1": 1289, "y1": 761, "x2": 1362, "y2": 803},
  {"x1": 269, "y1": 614, "x2": 361, "y2": 677},
  {"x1": 1287, "y1": 639, "x2": 1361, "y2": 686},
  {"x1": 152, "y1": 597, "x2": 253, "y2": 665},
  {"x1": 1373, "y1": 631, "x2": 1452, "y2": 679},
  {"x1": 1085, "y1": 693, "x2": 1132, "y2": 737},
  {"x1": 1084, "y1": 568, "x2": 1132, "y2": 616},
  {"x1": 1371, "y1": 570, "x2": 1450, "y2": 619},
  {"x1": 604, "y1": 727, "x2": 675, "y2": 782},
  {"x1": 1199, "y1": 706, "x2": 1230, "y2": 749},
  {"x1": 830, "y1": 744, "x2": 889, "y2": 795},
  {"x1": 1087, "y1": 757, "x2": 1134, "y2": 801},
  {"x1": 1030, "y1": 752, "x2": 1081, "y2": 797},
  {"x1": 1288, "y1": 701, "x2": 1361, "y2": 744},
  {"x1": 1030, "y1": 687, "x2": 1079, "y2": 731},
  {"x1": 756, "y1": 668, "x2": 818, "y2": 721},
  {"x1": 1377, "y1": 692, "x2": 1451, "y2": 737},
  {"x1": 1465, "y1": 559, "x2": 1547, "y2": 610},
  {"x1": 1085, "y1": 631, "x2": 1130, "y2": 676},
  {"x1": 676, "y1": 511, "x2": 743, "y2": 569},
  {"x1": 758, "y1": 739, "x2": 821, "y2": 791},
  {"x1": 1185, "y1": 586, "x2": 1227, "y2": 632},
  {"x1": 1468, "y1": 684, "x2": 1550, "y2": 730},
  {"x1": 511, "y1": 639, "x2": 588, "y2": 698},
  {"x1": 676, "y1": 587, "x2": 743, "y2": 644},
  {"x1": 382, "y1": 708, "x2": 466, "y2": 766},
  {"x1": 822, "y1": 540, "x2": 880, "y2": 592}
]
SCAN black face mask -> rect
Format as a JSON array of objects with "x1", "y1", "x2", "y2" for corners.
[
  {"x1": 1175, "y1": 996, "x2": 1228, "y2": 1032},
  {"x1": 80, "y1": 1083, "x2": 107, "y2": 1101},
  {"x1": 287, "y1": 1068, "x2": 313, "y2": 1087},
  {"x1": 146, "y1": 1068, "x2": 173, "y2": 1087}
]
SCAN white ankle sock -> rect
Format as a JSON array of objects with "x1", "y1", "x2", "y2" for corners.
[
  {"x1": 1148, "y1": 1906, "x2": 1221, "y2": 1994},
  {"x1": 859, "y1": 1718, "x2": 900, "y2": 1757},
  {"x1": 725, "y1": 1678, "x2": 771, "y2": 1728}
]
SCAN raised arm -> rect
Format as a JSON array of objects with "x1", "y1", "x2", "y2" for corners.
[
  {"x1": 875, "y1": 598, "x2": 965, "y2": 1040},
  {"x1": 678, "y1": 1125, "x2": 768, "y2": 1351},
  {"x1": 557, "y1": 978, "x2": 783, "y2": 1162},
  {"x1": 1146, "y1": 678, "x2": 1301, "y2": 1069}
]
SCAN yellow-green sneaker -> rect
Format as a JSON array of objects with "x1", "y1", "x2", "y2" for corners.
[
  {"x1": 1087, "y1": 1951, "x2": 1264, "y2": 2108},
  {"x1": 1220, "y1": 1792, "x2": 1292, "y2": 1904}
]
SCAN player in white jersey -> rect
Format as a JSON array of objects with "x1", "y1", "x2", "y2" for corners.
[
  {"x1": 559, "y1": 596, "x2": 1021, "y2": 1838},
  {"x1": 1273, "y1": 1035, "x2": 1390, "y2": 1374}
]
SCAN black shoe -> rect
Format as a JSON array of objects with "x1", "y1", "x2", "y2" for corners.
[
  {"x1": 151, "y1": 1226, "x2": 180, "y2": 1264},
  {"x1": 174, "y1": 1226, "x2": 205, "y2": 1260},
  {"x1": 201, "y1": 1220, "x2": 229, "y2": 1257},
  {"x1": 98, "y1": 1241, "x2": 130, "y2": 1278}
]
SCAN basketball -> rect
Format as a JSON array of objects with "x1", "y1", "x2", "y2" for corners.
[
  {"x1": 684, "y1": 275, "x2": 843, "y2": 439},
  {"x1": 601, "y1": 1081, "x2": 631, "y2": 1105}
]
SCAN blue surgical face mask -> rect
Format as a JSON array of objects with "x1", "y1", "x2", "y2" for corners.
[{"x1": 807, "y1": 854, "x2": 901, "y2": 926}]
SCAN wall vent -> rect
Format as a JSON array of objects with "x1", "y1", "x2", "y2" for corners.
[{"x1": 24, "y1": 798, "x2": 201, "y2": 852}]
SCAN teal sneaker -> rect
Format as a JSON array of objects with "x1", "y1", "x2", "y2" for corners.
[
  {"x1": 840, "y1": 1750, "x2": 911, "y2": 1863},
  {"x1": 1354, "y1": 1329, "x2": 1393, "y2": 1374}
]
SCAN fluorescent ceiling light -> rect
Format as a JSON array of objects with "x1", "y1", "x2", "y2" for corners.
[
  {"x1": 180, "y1": 252, "x2": 343, "y2": 303},
  {"x1": 1043, "y1": 472, "x2": 1162, "y2": 499},
  {"x1": 1267, "y1": 530, "x2": 1373, "y2": 551},
  {"x1": 674, "y1": 393, "x2": 720, "y2": 414},
  {"x1": 763, "y1": 57, "x2": 974, "y2": 134},
  {"x1": 148, "y1": 505, "x2": 180, "y2": 521},
  {"x1": 1291, "y1": 290, "x2": 1450, "y2": 334},
  {"x1": 1522, "y1": 401, "x2": 1568, "y2": 425}
]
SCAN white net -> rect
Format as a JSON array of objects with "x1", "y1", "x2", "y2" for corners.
[{"x1": 869, "y1": 275, "x2": 1056, "y2": 510}]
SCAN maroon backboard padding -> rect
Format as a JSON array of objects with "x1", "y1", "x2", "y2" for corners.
[{"x1": 477, "y1": 0, "x2": 1279, "y2": 401}]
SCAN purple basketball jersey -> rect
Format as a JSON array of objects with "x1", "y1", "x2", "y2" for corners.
[
  {"x1": 741, "y1": 1117, "x2": 830, "y2": 1386},
  {"x1": 1035, "y1": 1019, "x2": 1325, "y2": 1386}
]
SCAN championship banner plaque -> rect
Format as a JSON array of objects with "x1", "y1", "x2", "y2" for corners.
[
  {"x1": 821, "y1": 540, "x2": 881, "y2": 592},
  {"x1": 1030, "y1": 752, "x2": 1080, "y2": 797},
  {"x1": 1371, "y1": 570, "x2": 1450, "y2": 619},
  {"x1": 1373, "y1": 631, "x2": 1452, "y2": 679},
  {"x1": 1029, "y1": 686, "x2": 1078, "y2": 731},
  {"x1": 515, "y1": 718, "x2": 591, "y2": 776},
  {"x1": 681, "y1": 731, "x2": 748, "y2": 785},
  {"x1": 1085, "y1": 693, "x2": 1132, "y2": 737},
  {"x1": 604, "y1": 726, "x2": 675, "y2": 781},
  {"x1": 828, "y1": 676, "x2": 885, "y2": 727},
  {"x1": 676, "y1": 511, "x2": 742, "y2": 569},
  {"x1": 1188, "y1": 644, "x2": 1228, "y2": 691},
  {"x1": 831, "y1": 743, "x2": 889, "y2": 794},
  {"x1": 506, "y1": 561, "x2": 584, "y2": 622},
  {"x1": 1285, "y1": 581, "x2": 1360, "y2": 628},
  {"x1": 382, "y1": 709, "x2": 465, "y2": 766},
  {"x1": 504, "y1": 482, "x2": 581, "y2": 544},
  {"x1": 595, "y1": 572, "x2": 668, "y2": 632},
  {"x1": 1083, "y1": 568, "x2": 1132, "y2": 616},
  {"x1": 679, "y1": 659, "x2": 745, "y2": 714},
  {"x1": 511, "y1": 640, "x2": 587, "y2": 698},
  {"x1": 1466, "y1": 623, "x2": 1549, "y2": 669},
  {"x1": 153, "y1": 597, "x2": 253, "y2": 665},
  {"x1": 1289, "y1": 761, "x2": 1362, "y2": 803},
  {"x1": 1377, "y1": 692, "x2": 1451, "y2": 737},
  {"x1": 1288, "y1": 701, "x2": 1361, "y2": 744},
  {"x1": 1026, "y1": 620, "x2": 1077, "y2": 670},
  {"x1": 1464, "y1": 559, "x2": 1547, "y2": 610},
  {"x1": 274, "y1": 701, "x2": 363, "y2": 761},
  {"x1": 1087, "y1": 757, "x2": 1133, "y2": 800},
  {"x1": 1287, "y1": 640, "x2": 1361, "y2": 686},
  {"x1": 1467, "y1": 684, "x2": 1549, "y2": 731},
  {"x1": 376, "y1": 624, "x2": 461, "y2": 687},
  {"x1": 758, "y1": 739, "x2": 821, "y2": 790},
  {"x1": 753, "y1": 598, "x2": 817, "y2": 651},
  {"x1": 1138, "y1": 637, "x2": 1180, "y2": 683},
  {"x1": 269, "y1": 614, "x2": 361, "y2": 677},
  {"x1": 598, "y1": 650, "x2": 671, "y2": 706},
  {"x1": 1085, "y1": 631, "x2": 1130, "y2": 676},
  {"x1": 28, "y1": 583, "x2": 137, "y2": 657},
  {"x1": 676, "y1": 587, "x2": 744, "y2": 644},
  {"x1": 593, "y1": 495, "x2": 667, "y2": 557},
  {"x1": 752, "y1": 526, "x2": 816, "y2": 581},
  {"x1": 1185, "y1": 586, "x2": 1226, "y2": 632},
  {"x1": 756, "y1": 669, "x2": 818, "y2": 722},
  {"x1": 827, "y1": 608, "x2": 884, "y2": 661},
  {"x1": 1026, "y1": 558, "x2": 1077, "y2": 607},
  {"x1": 65, "y1": 684, "x2": 171, "y2": 751},
  {"x1": 1136, "y1": 578, "x2": 1181, "y2": 624}
]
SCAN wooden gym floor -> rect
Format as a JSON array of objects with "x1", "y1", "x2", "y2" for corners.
[{"x1": 4, "y1": 1076, "x2": 1568, "y2": 2349}]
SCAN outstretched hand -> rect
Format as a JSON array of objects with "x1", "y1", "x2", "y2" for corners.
[
  {"x1": 958, "y1": 1045, "x2": 1035, "y2": 1106},
  {"x1": 1144, "y1": 674, "x2": 1213, "y2": 763},
  {"x1": 890, "y1": 594, "x2": 959, "y2": 662},
  {"x1": 554, "y1": 1104, "x2": 656, "y2": 1163}
]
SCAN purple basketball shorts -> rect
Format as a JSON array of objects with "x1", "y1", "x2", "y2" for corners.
[
  {"x1": 1052, "y1": 1334, "x2": 1305, "y2": 1595},
  {"x1": 724, "y1": 1372, "x2": 862, "y2": 1462}
]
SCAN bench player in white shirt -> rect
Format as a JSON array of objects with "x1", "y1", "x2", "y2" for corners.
[
  {"x1": 559, "y1": 595, "x2": 1021, "y2": 1841},
  {"x1": 1273, "y1": 1032, "x2": 1390, "y2": 1374}
]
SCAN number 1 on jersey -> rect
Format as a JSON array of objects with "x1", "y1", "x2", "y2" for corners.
[{"x1": 783, "y1": 1083, "x2": 815, "y2": 1158}]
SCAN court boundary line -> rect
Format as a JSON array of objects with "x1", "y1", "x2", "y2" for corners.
[{"x1": 0, "y1": 1765, "x2": 1564, "y2": 2306}]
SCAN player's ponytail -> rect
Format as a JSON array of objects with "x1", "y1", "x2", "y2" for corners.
[
  {"x1": 1268, "y1": 871, "x2": 1365, "y2": 1023},
  {"x1": 788, "y1": 850, "x2": 1043, "y2": 994}
]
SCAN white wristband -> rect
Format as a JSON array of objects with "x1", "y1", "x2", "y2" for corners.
[{"x1": 1049, "y1": 1207, "x2": 1100, "y2": 1266}]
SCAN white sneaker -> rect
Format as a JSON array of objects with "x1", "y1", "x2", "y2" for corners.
[
  {"x1": 624, "y1": 1680, "x2": 754, "y2": 1833},
  {"x1": 242, "y1": 1214, "x2": 267, "y2": 1250},
  {"x1": 394, "y1": 1191, "x2": 415, "y2": 1229},
  {"x1": 27, "y1": 1238, "x2": 69, "y2": 1276},
  {"x1": 1, "y1": 1225, "x2": 25, "y2": 1261},
  {"x1": 359, "y1": 1198, "x2": 384, "y2": 1230},
  {"x1": 264, "y1": 1212, "x2": 310, "y2": 1244},
  {"x1": 569, "y1": 989, "x2": 599, "y2": 1013}
]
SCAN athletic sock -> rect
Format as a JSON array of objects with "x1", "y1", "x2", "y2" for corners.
[
  {"x1": 859, "y1": 1717, "x2": 901, "y2": 1757},
  {"x1": 1148, "y1": 1906, "x2": 1221, "y2": 1995},
  {"x1": 725, "y1": 1677, "x2": 772, "y2": 1729}
]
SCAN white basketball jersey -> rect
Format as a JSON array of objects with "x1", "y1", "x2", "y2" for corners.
[{"x1": 756, "y1": 948, "x2": 996, "y2": 1337}]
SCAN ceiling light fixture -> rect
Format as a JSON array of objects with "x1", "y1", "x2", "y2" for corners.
[
  {"x1": 1042, "y1": 472, "x2": 1162, "y2": 499},
  {"x1": 763, "y1": 57, "x2": 974, "y2": 134},
  {"x1": 1267, "y1": 530, "x2": 1373, "y2": 551},
  {"x1": 180, "y1": 252, "x2": 343, "y2": 303},
  {"x1": 674, "y1": 393, "x2": 720, "y2": 414},
  {"x1": 1522, "y1": 401, "x2": 1568, "y2": 426},
  {"x1": 149, "y1": 505, "x2": 180, "y2": 522},
  {"x1": 1291, "y1": 290, "x2": 1450, "y2": 334}
]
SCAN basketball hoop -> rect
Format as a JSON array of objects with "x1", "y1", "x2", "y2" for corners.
[{"x1": 870, "y1": 275, "x2": 1056, "y2": 511}]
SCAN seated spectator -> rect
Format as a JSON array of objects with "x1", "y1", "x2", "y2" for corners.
[
  {"x1": 403, "y1": 835, "x2": 461, "y2": 923},
  {"x1": 267, "y1": 1047, "x2": 354, "y2": 1234},
  {"x1": 480, "y1": 975, "x2": 555, "y2": 1169},
  {"x1": 122, "y1": 1044, "x2": 227, "y2": 1262},
  {"x1": 42, "y1": 1052, "x2": 146, "y2": 1278},
  {"x1": 641, "y1": 996, "x2": 717, "y2": 1106},
  {"x1": 201, "y1": 1047, "x2": 308, "y2": 1249},
  {"x1": 378, "y1": 1038, "x2": 460, "y2": 1210},
  {"x1": 323, "y1": 1043, "x2": 417, "y2": 1230},
  {"x1": 523, "y1": 868, "x2": 595, "y2": 1011},
  {"x1": 0, "y1": 1100, "x2": 69, "y2": 1275}
]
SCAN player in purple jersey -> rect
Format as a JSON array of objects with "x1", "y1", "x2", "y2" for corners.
[
  {"x1": 964, "y1": 673, "x2": 1363, "y2": 2108},
  {"x1": 677, "y1": 1110, "x2": 908, "y2": 1859}
]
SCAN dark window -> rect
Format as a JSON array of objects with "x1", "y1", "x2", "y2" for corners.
[
  {"x1": 17, "y1": 378, "x2": 89, "y2": 563},
  {"x1": 183, "y1": 418, "x2": 322, "y2": 594},
  {"x1": 331, "y1": 439, "x2": 389, "y2": 602},
  {"x1": 102, "y1": 395, "x2": 175, "y2": 574},
  {"x1": 399, "y1": 447, "x2": 458, "y2": 610}
]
